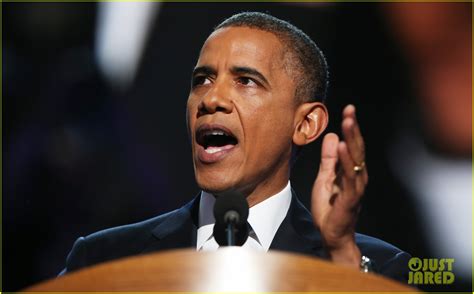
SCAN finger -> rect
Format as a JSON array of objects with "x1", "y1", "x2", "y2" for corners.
[
  {"x1": 338, "y1": 142, "x2": 364, "y2": 207},
  {"x1": 342, "y1": 118, "x2": 365, "y2": 165},
  {"x1": 337, "y1": 141, "x2": 356, "y2": 182},
  {"x1": 339, "y1": 140, "x2": 367, "y2": 195},
  {"x1": 317, "y1": 133, "x2": 340, "y2": 193},
  {"x1": 344, "y1": 105, "x2": 365, "y2": 153},
  {"x1": 349, "y1": 110, "x2": 365, "y2": 154},
  {"x1": 319, "y1": 133, "x2": 339, "y2": 174},
  {"x1": 342, "y1": 105, "x2": 369, "y2": 186},
  {"x1": 312, "y1": 133, "x2": 340, "y2": 224},
  {"x1": 342, "y1": 104, "x2": 356, "y2": 118},
  {"x1": 341, "y1": 107, "x2": 365, "y2": 165}
]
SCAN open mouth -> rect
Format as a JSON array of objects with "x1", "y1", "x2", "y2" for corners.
[{"x1": 196, "y1": 125, "x2": 238, "y2": 155}]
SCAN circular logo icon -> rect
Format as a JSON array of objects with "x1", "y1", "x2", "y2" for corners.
[{"x1": 408, "y1": 257, "x2": 422, "y2": 271}]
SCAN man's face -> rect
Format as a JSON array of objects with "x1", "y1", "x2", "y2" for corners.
[{"x1": 187, "y1": 27, "x2": 298, "y2": 204}]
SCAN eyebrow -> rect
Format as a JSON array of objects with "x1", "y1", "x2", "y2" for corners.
[
  {"x1": 192, "y1": 66, "x2": 216, "y2": 78},
  {"x1": 231, "y1": 66, "x2": 270, "y2": 87},
  {"x1": 191, "y1": 65, "x2": 270, "y2": 88}
]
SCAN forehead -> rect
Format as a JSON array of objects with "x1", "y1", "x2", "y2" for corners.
[{"x1": 197, "y1": 27, "x2": 287, "y2": 73}]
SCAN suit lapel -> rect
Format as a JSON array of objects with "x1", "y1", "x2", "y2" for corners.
[
  {"x1": 270, "y1": 190, "x2": 326, "y2": 257},
  {"x1": 140, "y1": 191, "x2": 325, "y2": 257},
  {"x1": 141, "y1": 195, "x2": 199, "y2": 254}
]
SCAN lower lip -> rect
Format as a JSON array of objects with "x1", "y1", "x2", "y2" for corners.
[{"x1": 197, "y1": 144, "x2": 237, "y2": 163}]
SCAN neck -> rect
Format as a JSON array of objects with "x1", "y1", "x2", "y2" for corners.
[
  {"x1": 245, "y1": 156, "x2": 291, "y2": 207},
  {"x1": 245, "y1": 175, "x2": 290, "y2": 207}
]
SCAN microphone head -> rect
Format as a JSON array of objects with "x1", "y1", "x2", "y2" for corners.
[
  {"x1": 213, "y1": 191, "x2": 249, "y2": 225},
  {"x1": 213, "y1": 191, "x2": 249, "y2": 246}
]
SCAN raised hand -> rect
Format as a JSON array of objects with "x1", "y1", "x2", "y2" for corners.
[{"x1": 311, "y1": 105, "x2": 369, "y2": 268}]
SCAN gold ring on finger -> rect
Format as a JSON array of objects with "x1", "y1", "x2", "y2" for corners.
[{"x1": 353, "y1": 161, "x2": 366, "y2": 173}]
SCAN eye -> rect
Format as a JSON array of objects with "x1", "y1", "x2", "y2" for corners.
[
  {"x1": 192, "y1": 76, "x2": 211, "y2": 87},
  {"x1": 236, "y1": 77, "x2": 258, "y2": 87}
]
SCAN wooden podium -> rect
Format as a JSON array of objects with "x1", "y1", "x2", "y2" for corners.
[{"x1": 24, "y1": 248, "x2": 417, "y2": 292}]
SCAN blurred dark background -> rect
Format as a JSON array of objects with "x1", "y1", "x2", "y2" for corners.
[{"x1": 2, "y1": 2, "x2": 471, "y2": 292}]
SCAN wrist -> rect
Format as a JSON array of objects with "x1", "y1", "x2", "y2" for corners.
[{"x1": 326, "y1": 241, "x2": 361, "y2": 269}]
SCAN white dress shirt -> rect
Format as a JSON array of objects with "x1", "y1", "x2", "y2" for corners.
[{"x1": 196, "y1": 181, "x2": 292, "y2": 252}]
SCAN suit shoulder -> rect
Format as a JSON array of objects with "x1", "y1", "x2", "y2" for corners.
[
  {"x1": 355, "y1": 233, "x2": 407, "y2": 257},
  {"x1": 355, "y1": 233, "x2": 411, "y2": 281},
  {"x1": 64, "y1": 197, "x2": 199, "y2": 272},
  {"x1": 63, "y1": 208, "x2": 184, "y2": 274},
  {"x1": 82, "y1": 208, "x2": 181, "y2": 252}
]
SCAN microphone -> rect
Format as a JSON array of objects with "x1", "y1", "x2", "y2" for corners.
[{"x1": 213, "y1": 191, "x2": 249, "y2": 246}]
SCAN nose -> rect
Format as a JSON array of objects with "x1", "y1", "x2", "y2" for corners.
[{"x1": 198, "y1": 84, "x2": 233, "y2": 116}]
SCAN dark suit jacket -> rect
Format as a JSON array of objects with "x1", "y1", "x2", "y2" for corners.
[{"x1": 61, "y1": 192, "x2": 411, "y2": 282}]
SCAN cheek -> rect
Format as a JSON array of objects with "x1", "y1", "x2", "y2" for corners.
[
  {"x1": 259, "y1": 102, "x2": 295, "y2": 131},
  {"x1": 186, "y1": 97, "x2": 198, "y2": 139},
  {"x1": 244, "y1": 105, "x2": 295, "y2": 154},
  {"x1": 186, "y1": 95, "x2": 199, "y2": 114},
  {"x1": 187, "y1": 94, "x2": 201, "y2": 117}
]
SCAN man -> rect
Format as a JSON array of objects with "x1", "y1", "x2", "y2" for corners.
[{"x1": 61, "y1": 12, "x2": 409, "y2": 281}]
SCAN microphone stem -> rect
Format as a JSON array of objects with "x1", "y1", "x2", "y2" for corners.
[{"x1": 226, "y1": 222, "x2": 235, "y2": 246}]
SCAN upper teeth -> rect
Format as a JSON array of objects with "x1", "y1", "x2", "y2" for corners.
[{"x1": 210, "y1": 131, "x2": 225, "y2": 136}]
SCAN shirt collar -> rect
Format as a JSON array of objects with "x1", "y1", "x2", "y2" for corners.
[{"x1": 196, "y1": 181, "x2": 292, "y2": 251}]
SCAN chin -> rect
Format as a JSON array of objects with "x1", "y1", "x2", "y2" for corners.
[{"x1": 194, "y1": 169, "x2": 236, "y2": 194}]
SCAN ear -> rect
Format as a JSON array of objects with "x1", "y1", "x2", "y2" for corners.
[{"x1": 293, "y1": 102, "x2": 328, "y2": 146}]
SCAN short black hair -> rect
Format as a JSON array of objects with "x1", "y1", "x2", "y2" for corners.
[{"x1": 215, "y1": 11, "x2": 329, "y2": 103}]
